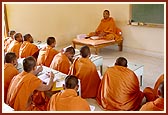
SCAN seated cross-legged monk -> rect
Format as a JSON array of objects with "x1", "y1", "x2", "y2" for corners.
[
  {"x1": 143, "y1": 74, "x2": 164, "y2": 102},
  {"x1": 96, "y1": 57, "x2": 144, "y2": 111},
  {"x1": 88, "y1": 10, "x2": 122, "y2": 41},
  {"x1": 7, "y1": 33, "x2": 23, "y2": 58},
  {"x1": 19, "y1": 34, "x2": 39, "y2": 59},
  {"x1": 50, "y1": 46, "x2": 75, "y2": 74},
  {"x1": 4, "y1": 52, "x2": 19, "y2": 103},
  {"x1": 140, "y1": 81, "x2": 164, "y2": 111},
  {"x1": 47, "y1": 75, "x2": 90, "y2": 111},
  {"x1": 69, "y1": 45, "x2": 101, "y2": 98},
  {"x1": 4, "y1": 30, "x2": 16, "y2": 52},
  {"x1": 6, "y1": 56, "x2": 54, "y2": 111},
  {"x1": 37, "y1": 37, "x2": 59, "y2": 67}
]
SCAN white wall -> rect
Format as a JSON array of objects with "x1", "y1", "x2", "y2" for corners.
[{"x1": 5, "y1": 3, "x2": 165, "y2": 58}]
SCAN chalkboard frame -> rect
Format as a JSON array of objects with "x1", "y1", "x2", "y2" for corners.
[{"x1": 129, "y1": 4, "x2": 164, "y2": 28}]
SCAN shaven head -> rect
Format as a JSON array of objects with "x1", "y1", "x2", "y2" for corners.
[
  {"x1": 115, "y1": 57, "x2": 128, "y2": 67},
  {"x1": 8, "y1": 30, "x2": 16, "y2": 37},
  {"x1": 103, "y1": 10, "x2": 110, "y2": 19},
  {"x1": 65, "y1": 46, "x2": 75, "y2": 54},
  {"x1": 14, "y1": 33, "x2": 22, "y2": 41},
  {"x1": 80, "y1": 45, "x2": 91, "y2": 58},
  {"x1": 65, "y1": 75, "x2": 78, "y2": 89},
  {"x1": 23, "y1": 34, "x2": 33, "y2": 43},
  {"x1": 47, "y1": 37, "x2": 56, "y2": 45},
  {"x1": 158, "y1": 81, "x2": 164, "y2": 98},
  {"x1": 5, "y1": 52, "x2": 17, "y2": 63},
  {"x1": 23, "y1": 56, "x2": 36, "y2": 72}
]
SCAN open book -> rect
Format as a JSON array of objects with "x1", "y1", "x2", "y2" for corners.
[{"x1": 38, "y1": 73, "x2": 65, "y2": 91}]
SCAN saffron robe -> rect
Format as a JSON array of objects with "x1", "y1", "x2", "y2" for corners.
[
  {"x1": 19, "y1": 41, "x2": 39, "y2": 58},
  {"x1": 37, "y1": 45, "x2": 59, "y2": 67},
  {"x1": 140, "y1": 98, "x2": 164, "y2": 111},
  {"x1": 6, "y1": 71, "x2": 42, "y2": 111},
  {"x1": 47, "y1": 89, "x2": 90, "y2": 111},
  {"x1": 89, "y1": 17, "x2": 122, "y2": 41},
  {"x1": 143, "y1": 74, "x2": 164, "y2": 102},
  {"x1": 4, "y1": 63, "x2": 19, "y2": 103},
  {"x1": 50, "y1": 53, "x2": 70, "y2": 74},
  {"x1": 96, "y1": 66, "x2": 144, "y2": 110},
  {"x1": 7, "y1": 40, "x2": 22, "y2": 58},
  {"x1": 69, "y1": 57, "x2": 101, "y2": 98}
]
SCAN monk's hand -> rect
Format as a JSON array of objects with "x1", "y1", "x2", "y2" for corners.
[
  {"x1": 49, "y1": 71, "x2": 54, "y2": 81},
  {"x1": 99, "y1": 32, "x2": 106, "y2": 37},
  {"x1": 37, "y1": 65, "x2": 43, "y2": 73}
]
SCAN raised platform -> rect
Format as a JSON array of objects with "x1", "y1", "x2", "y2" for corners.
[{"x1": 72, "y1": 38, "x2": 123, "y2": 55}]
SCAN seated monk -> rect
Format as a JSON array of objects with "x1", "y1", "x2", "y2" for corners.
[
  {"x1": 96, "y1": 57, "x2": 144, "y2": 110},
  {"x1": 19, "y1": 34, "x2": 39, "y2": 59},
  {"x1": 4, "y1": 52, "x2": 19, "y2": 103},
  {"x1": 7, "y1": 33, "x2": 23, "y2": 58},
  {"x1": 47, "y1": 75, "x2": 90, "y2": 111},
  {"x1": 4, "y1": 30, "x2": 16, "y2": 52},
  {"x1": 143, "y1": 74, "x2": 164, "y2": 102},
  {"x1": 50, "y1": 46, "x2": 75, "y2": 74},
  {"x1": 88, "y1": 10, "x2": 122, "y2": 41},
  {"x1": 140, "y1": 81, "x2": 164, "y2": 111},
  {"x1": 37, "y1": 37, "x2": 59, "y2": 67},
  {"x1": 6, "y1": 56, "x2": 54, "y2": 111},
  {"x1": 69, "y1": 46, "x2": 101, "y2": 98}
]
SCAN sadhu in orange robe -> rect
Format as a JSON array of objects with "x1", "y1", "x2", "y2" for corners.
[
  {"x1": 6, "y1": 71, "x2": 49, "y2": 111},
  {"x1": 19, "y1": 41, "x2": 39, "y2": 59},
  {"x1": 69, "y1": 57, "x2": 101, "y2": 98},
  {"x1": 47, "y1": 89, "x2": 90, "y2": 111},
  {"x1": 89, "y1": 17, "x2": 122, "y2": 41},
  {"x1": 50, "y1": 53, "x2": 71, "y2": 74},
  {"x1": 4, "y1": 63, "x2": 19, "y2": 103},
  {"x1": 96, "y1": 65, "x2": 144, "y2": 110},
  {"x1": 37, "y1": 45, "x2": 59, "y2": 67},
  {"x1": 7, "y1": 40, "x2": 22, "y2": 58},
  {"x1": 143, "y1": 74, "x2": 164, "y2": 102},
  {"x1": 140, "y1": 98, "x2": 164, "y2": 111}
]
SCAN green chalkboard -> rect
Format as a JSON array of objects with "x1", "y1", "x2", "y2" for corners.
[{"x1": 131, "y1": 4, "x2": 164, "y2": 24}]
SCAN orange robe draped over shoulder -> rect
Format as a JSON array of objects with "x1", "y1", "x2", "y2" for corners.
[
  {"x1": 143, "y1": 74, "x2": 164, "y2": 102},
  {"x1": 69, "y1": 58, "x2": 101, "y2": 98},
  {"x1": 7, "y1": 40, "x2": 22, "y2": 58},
  {"x1": 47, "y1": 89, "x2": 90, "y2": 111},
  {"x1": 37, "y1": 46, "x2": 59, "y2": 67},
  {"x1": 19, "y1": 41, "x2": 39, "y2": 58},
  {"x1": 4, "y1": 63, "x2": 19, "y2": 103},
  {"x1": 50, "y1": 53, "x2": 70, "y2": 74},
  {"x1": 96, "y1": 66, "x2": 144, "y2": 110},
  {"x1": 140, "y1": 98, "x2": 164, "y2": 111},
  {"x1": 6, "y1": 71, "x2": 42, "y2": 111},
  {"x1": 94, "y1": 17, "x2": 122, "y2": 41}
]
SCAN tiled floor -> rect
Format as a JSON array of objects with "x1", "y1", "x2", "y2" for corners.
[{"x1": 85, "y1": 48, "x2": 164, "y2": 111}]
